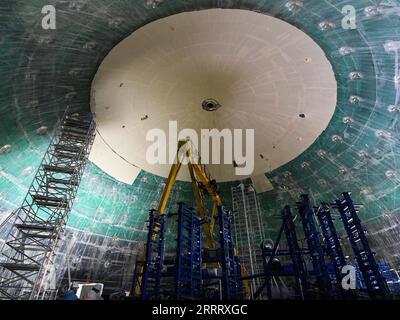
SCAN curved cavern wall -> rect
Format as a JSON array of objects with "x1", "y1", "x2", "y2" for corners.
[{"x1": 0, "y1": 1, "x2": 400, "y2": 290}]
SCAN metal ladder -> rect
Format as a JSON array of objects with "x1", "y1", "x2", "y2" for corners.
[
  {"x1": 297, "y1": 195, "x2": 332, "y2": 296},
  {"x1": 0, "y1": 111, "x2": 96, "y2": 300},
  {"x1": 217, "y1": 206, "x2": 243, "y2": 300},
  {"x1": 335, "y1": 192, "x2": 389, "y2": 298},
  {"x1": 174, "y1": 203, "x2": 202, "y2": 300},
  {"x1": 139, "y1": 210, "x2": 166, "y2": 299},
  {"x1": 231, "y1": 184, "x2": 264, "y2": 297}
]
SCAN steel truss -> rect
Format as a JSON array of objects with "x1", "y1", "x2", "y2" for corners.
[
  {"x1": 281, "y1": 206, "x2": 308, "y2": 299},
  {"x1": 0, "y1": 111, "x2": 95, "y2": 300},
  {"x1": 297, "y1": 195, "x2": 332, "y2": 296},
  {"x1": 316, "y1": 204, "x2": 346, "y2": 282},
  {"x1": 217, "y1": 206, "x2": 243, "y2": 300},
  {"x1": 137, "y1": 210, "x2": 166, "y2": 300},
  {"x1": 174, "y1": 203, "x2": 202, "y2": 299},
  {"x1": 335, "y1": 192, "x2": 389, "y2": 299}
]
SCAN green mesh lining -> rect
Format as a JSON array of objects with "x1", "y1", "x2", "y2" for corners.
[{"x1": 0, "y1": 1, "x2": 399, "y2": 249}]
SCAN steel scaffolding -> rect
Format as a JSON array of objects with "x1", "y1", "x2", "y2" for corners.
[
  {"x1": 136, "y1": 210, "x2": 166, "y2": 300},
  {"x1": 335, "y1": 192, "x2": 389, "y2": 299},
  {"x1": 0, "y1": 111, "x2": 96, "y2": 300},
  {"x1": 315, "y1": 204, "x2": 348, "y2": 290},
  {"x1": 218, "y1": 206, "x2": 243, "y2": 300},
  {"x1": 281, "y1": 206, "x2": 308, "y2": 299},
  {"x1": 297, "y1": 195, "x2": 332, "y2": 296},
  {"x1": 174, "y1": 203, "x2": 202, "y2": 300},
  {"x1": 231, "y1": 183, "x2": 264, "y2": 297}
]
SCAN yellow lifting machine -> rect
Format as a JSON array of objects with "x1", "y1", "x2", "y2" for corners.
[{"x1": 133, "y1": 139, "x2": 227, "y2": 297}]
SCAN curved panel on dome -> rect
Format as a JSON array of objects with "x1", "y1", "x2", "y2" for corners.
[{"x1": 91, "y1": 9, "x2": 337, "y2": 182}]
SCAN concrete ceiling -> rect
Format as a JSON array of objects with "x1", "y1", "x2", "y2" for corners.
[{"x1": 91, "y1": 9, "x2": 336, "y2": 183}]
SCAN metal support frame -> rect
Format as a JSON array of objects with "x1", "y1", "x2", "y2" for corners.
[
  {"x1": 297, "y1": 195, "x2": 332, "y2": 296},
  {"x1": 217, "y1": 206, "x2": 243, "y2": 300},
  {"x1": 315, "y1": 204, "x2": 347, "y2": 287},
  {"x1": 355, "y1": 262, "x2": 400, "y2": 294},
  {"x1": 174, "y1": 203, "x2": 202, "y2": 300},
  {"x1": 231, "y1": 184, "x2": 264, "y2": 298},
  {"x1": 256, "y1": 224, "x2": 284, "y2": 300},
  {"x1": 335, "y1": 192, "x2": 389, "y2": 299},
  {"x1": 379, "y1": 262, "x2": 400, "y2": 293},
  {"x1": 134, "y1": 139, "x2": 225, "y2": 296},
  {"x1": 156, "y1": 139, "x2": 221, "y2": 248},
  {"x1": 138, "y1": 210, "x2": 165, "y2": 300},
  {"x1": 281, "y1": 206, "x2": 308, "y2": 299},
  {"x1": 0, "y1": 111, "x2": 96, "y2": 300}
]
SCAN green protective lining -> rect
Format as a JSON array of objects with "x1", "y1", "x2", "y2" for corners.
[{"x1": 0, "y1": 1, "x2": 399, "y2": 259}]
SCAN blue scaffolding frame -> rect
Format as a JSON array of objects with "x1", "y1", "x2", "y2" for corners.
[
  {"x1": 217, "y1": 206, "x2": 243, "y2": 300},
  {"x1": 379, "y1": 263, "x2": 400, "y2": 293},
  {"x1": 297, "y1": 195, "x2": 332, "y2": 296},
  {"x1": 281, "y1": 205, "x2": 309, "y2": 299},
  {"x1": 335, "y1": 192, "x2": 389, "y2": 298},
  {"x1": 139, "y1": 210, "x2": 166, "y2": 299},
  {"x1": 174, "y1": 203, "x2": 203, "y2": 299},
  {"x1": 315, "y1": 204, "x2": 347, "y2": 286}
]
